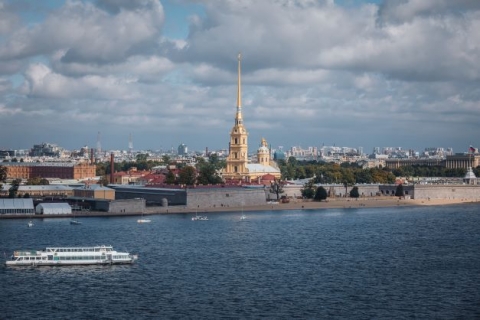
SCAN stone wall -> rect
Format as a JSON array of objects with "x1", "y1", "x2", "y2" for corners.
[
  {"x1": 379, "y1": 184, "x2": 480, "y2": 200},
  {"x1": 269, "y1": 184, "x2": 382, "y2": 199},
  {"x1": 108, "y1": 198, "x2": 146, "y2": 213},
  {"x1": 186, "y1": 187, "x2": 267, "y2": 209},
  {"x1": 110, "y1": 185, "x2": 186, "y2": 206},
  {"x1": 411, "y1": 185, "x2": 480, "y2": 200}
]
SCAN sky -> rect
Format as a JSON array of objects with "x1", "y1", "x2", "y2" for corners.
[{"x1": 0, "y1": 0, "x2": 479, "y2": 154}]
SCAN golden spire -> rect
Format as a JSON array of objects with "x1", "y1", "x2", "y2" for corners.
[
  {"x1": 235, "y1": 52, "x2": 243, "y2": 125},
  {"x1": 237, "y1": 52, "x2": 242, "y2": 108}
]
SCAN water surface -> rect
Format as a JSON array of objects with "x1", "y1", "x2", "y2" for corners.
[{"x1": 1, "y1": 205, "x2": 479, "y2": 319}]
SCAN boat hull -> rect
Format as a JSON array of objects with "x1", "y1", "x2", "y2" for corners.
[{"x1": 5, "y1": 260, "x2": 135, "y2": 266}]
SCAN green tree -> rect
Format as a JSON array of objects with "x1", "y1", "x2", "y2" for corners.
[
  {"x1": 162, "y1": 155, "x2": 171, "y2": 165},
  {"x1": 355, "y1": 169, "x2": 373, "y2": 184},
  {"x1": 136, "y1": 153, "x2": 149, "y2": 162},
  {"x1": 287, "y1": 156, "x2": 298, "y2": 167},
  {"x1": 208, "y1": 153, "x2": 225, "y2": 170},
  {"x1": 314, "y1": 186, "x2": 328, "y2": 201},
  {"x1": 26, "y1": 177, "x2": 41, "y2": 185},
  {"x1": 26, "y1": 177, "x2": 50, "y2": 185},
  {"x1": 178, "y1": 166, "x2": 196, "y2": 186},
  {"x1": 301, "y1": 179, "x2": 316, "y2": 199},
  {"x1": 395, "y1": 184, "x2": 405, "y2": 198},
  {"x1": 349, "y1": 186, "x2": 360, "y2": 198},
  {"x1": 165, "y1": 170, "x2": 176, "y2": 185},
  {"x1": 98, "y1": 176, "x2": 110, "y2": 186},
  {"x1": 8, "y1": 179, "x2": 21, "y2": 198},
  {"x1": 276, "y1": 159, "x2": 287, "y2": 167},
  {"x1": 197, "y1": 163, "x2": 222, "y2": 185},
  {"x1": 23, "y1": 193, "x2": 30, "y2": 198},
  {"x1": 0, "y1": 165, "x2": 8, "y2": 182},
  {"x1": 295, "y1": 167, "x2": 306, "y2": 180},
  {"x1": 96, "y1": 162, "x2": 107, "y2": 176},
  {"x1": 270, "y1": 179, "x2": 285, "y2": 200},
  {"x1": 341, "y1": 168, "x2": 355, "y2": 197}
]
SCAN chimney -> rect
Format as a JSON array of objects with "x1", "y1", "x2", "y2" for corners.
[{"x1": 90, "y1": 148, "x2": 94, "y2": 164}]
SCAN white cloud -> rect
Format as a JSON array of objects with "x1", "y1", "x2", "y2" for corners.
[
  {"x1": 0, "y1": 0, "x2": 479, "y2": 152},
  {"x1": 0, "y1": 0, "x2": 165, "y2": 63},
  {"x1": 21, "y1": 63, "x2": 140, "y2": 100}
]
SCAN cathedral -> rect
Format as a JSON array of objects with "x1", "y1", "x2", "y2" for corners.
[{"x1": 221, "y1": 54, "x2": 281, "y2": 183}]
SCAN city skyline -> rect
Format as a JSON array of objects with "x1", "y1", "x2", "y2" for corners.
[{"x1": 0, "y1": 0, "x2": 479, "y2": 152}]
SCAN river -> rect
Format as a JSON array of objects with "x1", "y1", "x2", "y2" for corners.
[{"x1": 1, "y1": 204, "x2": 479, "y2": 319}]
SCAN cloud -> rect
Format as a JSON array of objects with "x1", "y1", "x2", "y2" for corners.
[
  {"x1": 96, "y1": 0, "x2": 161, "y2": 13},
  {"x1": 167, "y1": 0, "x2": 480, "y2": 83},
  {"x1": 20, "y1": 63, "x2": 140, "y2": 100},
  {"x1": 0, "y1": 0, "x2": 165, "y2": 64},
  {"x1": 377, "y1": 0, "x2": 480, "y2": 24},
  {"x1": 0, "y1": 0, "x2": 479, "y2": 152},
  {"x1": 51, "y1": 52, "x2": 176, "y2": 82},
  {"x1": 0, "y1": 1, "x2": 21, "y2": 35}
]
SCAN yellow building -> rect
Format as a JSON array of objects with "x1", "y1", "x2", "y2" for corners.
[
  {"x1": 73, "y1": 185, "x2": 115, "y2": 200},
  {"x1": 221, "y1": 54, "x2": 281, "y2": 183}
]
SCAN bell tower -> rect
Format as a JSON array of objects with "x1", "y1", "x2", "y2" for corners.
[{"x1": 225, "y1": 53, "x2": 249, "y2": 179}]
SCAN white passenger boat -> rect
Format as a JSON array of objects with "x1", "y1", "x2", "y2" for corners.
[
  {"x1": 137, "y1": 219, "x2": 151, "y2": 223},
  {"x1": 5, "y1": 245, "x2": 138, "y2": 266}
]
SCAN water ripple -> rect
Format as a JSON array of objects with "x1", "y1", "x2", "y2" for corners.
[{"x1": 1, "y1": 205, "x2": 480, "y2": 319}]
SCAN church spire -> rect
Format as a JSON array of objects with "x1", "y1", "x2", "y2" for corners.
[
  {"x1": 237, "y1": 52, "x2": 242, "y2": 108},
  {"x1": 235, "y1": 53, "x2": 243, "y2": 125}
]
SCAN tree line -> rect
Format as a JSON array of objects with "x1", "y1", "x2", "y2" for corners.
[
  {"x1": 277, "y1": 157, "x2": 474, "y2": 184},
  {"x1": 1, "y1": 155, "x2": 475, "y2": 191}
]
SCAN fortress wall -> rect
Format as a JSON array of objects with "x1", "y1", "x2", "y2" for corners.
[
  {"x1": 271, "y1": 185, "x2": 382, "y2": 199},
  {"x1": 186, "y1": 188, "x2": 267, "y2": 209},
  {"x1": 411, "y1": 185, "x2": 480, "y2": 200},
  {"x1": 108, "y1": 198, "x2": 146, "y2": 213}
]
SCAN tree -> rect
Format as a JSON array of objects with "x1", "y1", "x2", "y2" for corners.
[
  {"x1": 26, "y1": 177, "x2": 50, "y2": 185},
  {"x1": 314, "y1": 186, "x2": 328, "y2": 201},
  {"x1": 349, "y1": 186, "x2": 360, "y2": 198},
  {"x1": 0, "y1": 165, "x2": 7, "y2": 182},
  {"x1": 395, "y1": 184, "x2": 405, "y2": 199},
  {"x1": 301, "y1": 179, "x2": 316, "y2": 199},
  {"x1": 23, "y1": 193, "x2": 30, "y2": 198},
  {"x1": 270, "y1": 179, "x2": 285, "y2": 200},
  {"x1": 295, "y1": 167, "x2": 306, "y2": 180},
  {"x1": 136, "y1": 153, "x2": 149, "y2": 162},
  {"x1": 341, "y1": 168, "x2": 355, "y2": 197},
  {"x1": 178, "y1": 166, "x2": 196, "y2": 186},
  {"x1": 287, "y1": 156, "x2": 298, "y2": 167},
  {"x1": 96, "y1": 162, "x2": 107, "y2": 176},
  {"x1": 165, "y1": 170, "x2": 176, "y2": 185},
  {"x1": 197, "y1": 163, "x2": 222, "y2": 185},
  {"x1": 208, "y1": 153, "x2": 224, "y2": 170},
  {"x1": 98, "y1": 176, "x2": 110, "y2": 186},
  {"x1": 8, "y1": 179, "x2": 21, "y2": 198},
  {"x1": 162, "y1": 155, "x2": 171, "y2": 165}
]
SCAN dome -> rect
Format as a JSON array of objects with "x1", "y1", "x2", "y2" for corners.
[
  {"x1": 258, "y1": 146, "x2": 269, "y2": 153},
  {"x1": 273, "y1": 151, "x2": 286, "y2": 160}
]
